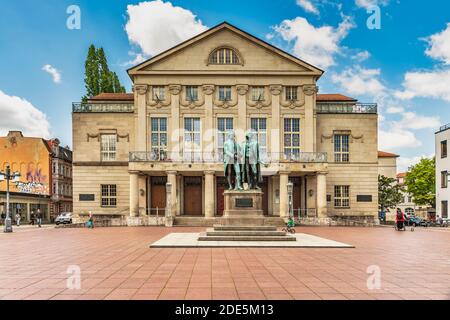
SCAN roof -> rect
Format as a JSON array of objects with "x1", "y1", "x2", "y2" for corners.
[
  {"x1": 316, "y1": 94, "x2": 357, "y2": 102},
  {"x1": 397, "y1": 173, "x2": 406, "y2": 178},
  {"x1": 127, "y1": 22, "x2": 324, "y2": 78},
  {"x1": 89, "y1": 93, "x2": 134, "y2": 101},
  {"x1": 378, "y1": 151, "x2": 400, "y2": 158}
]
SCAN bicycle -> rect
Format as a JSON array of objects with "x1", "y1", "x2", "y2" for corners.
[{"x1": 282, "y1": 226, "x2": 296, "y2": 234}]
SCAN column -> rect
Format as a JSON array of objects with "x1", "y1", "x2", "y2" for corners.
[
  {"x1": 204, "y1": 171, "x2": 215, "y2": 218},
  {"x1": 169, "y1": 85, "x2": 181, "y2": 157},
  {"x1": 303, "y1": 85, "x2": 318, "y2": 153},
  {"x1": 236, "y1": 85, "x2": 248, "y2": 142},
  {"x1": 129, "y1": 172, "x2": 139, "y2": 217},
  {"x1": 279, "y1": 172, "x2": 290, "y2": 218},
  {"x1": 316, "y1": 172, "x2": 327, "y2": 218},
  {"x1": 138, "y1": 175, "x2": 146, "y2": 216},
  {"x1": 167, "y1": 171, "x2": 178, "y2": 216},
  {"x1": 134, "y1": 85, "x2": 148, "y2": 151},
  {"x1": 270, "y1": 85, "x2": 282, "y2": 158},
  {"x1": 202, "y1": 85, "x2": 215, "y2": 161}
]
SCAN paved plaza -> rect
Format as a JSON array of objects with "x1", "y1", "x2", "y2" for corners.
[{"x1": 0, "y1": 226, "x2": 449, "y2": 300}]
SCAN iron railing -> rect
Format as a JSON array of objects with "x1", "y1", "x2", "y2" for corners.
[
  {"x1": 72, "y1": 102, "x2": 134, "y2": 113},
  {"x1": 129, "y1": 151, "x2": 327, "y2": 163},
  {"x1": 317, "y1": 103, "x2": 377, "y2": 114}
]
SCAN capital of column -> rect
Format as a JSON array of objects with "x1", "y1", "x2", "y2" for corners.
[
  {"x1": 270, "y1": 85, "x2": 283, "y2": 96},
  {"x1": 279, "y1": 171, "x2": 291, "y2": 175},
  {"x1": 202, "y1": 84, "x2": 215, "y2": 95},
  {"x1": 167, "y1": 170, "x2": 178, "y2": 176},
  {"x1": 204, "y1": 170, "x2": 215, "y2": 175},
  {"x1": 303, "y1": 85, "x2": 319, "y2": 96},
  {"x1": 134, "y1": 84, "x2": 148, "y2": 96},
  {"x1": 169, "y1": 84, "x2": 182, "y2": 95},
  {"x1": 236, "y1": 85, "x2": 249, "y2": 96}
]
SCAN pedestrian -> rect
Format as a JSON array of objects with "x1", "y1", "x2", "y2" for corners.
[
  {"x1": 15, "y1": 212, "x2": 21, "y2": 227},
  {"x1": 87, "y1": 211, "x2": 94, "y2": 229},
  {"x1": 0, "y1": 211, "x2": 5, "y2": 225},
  {"x1": 30, "y1": 210, "x2": 35, "y2": 225},
  {"x1": 36, "y1": 209, "x2": 42, "y2": 228}
]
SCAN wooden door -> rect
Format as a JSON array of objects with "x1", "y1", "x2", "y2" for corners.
[
  {"x1": 290, "y1": 177, "x2": 302, "y2": 214},
  {"x1": 150, "y1": 177, "x2": 167, "y2": 215},
  {"x1": 184, "y1": 177, "x2": 202, "y2": 215},
  {"x1": 216, "y1": 177, "x2": 227, "y2": 216},
  {"x1": 262, "y1": 177, "x2": 269, "y2": 216}
]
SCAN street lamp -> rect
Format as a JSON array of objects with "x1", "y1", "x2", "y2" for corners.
[{"x1": 0, "y1": 166, "x2": 21, "y2": 233}]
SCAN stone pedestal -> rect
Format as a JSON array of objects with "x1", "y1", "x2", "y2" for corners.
[{"x1": 223, "y1": 190, "x2": 264, "y2": 225}]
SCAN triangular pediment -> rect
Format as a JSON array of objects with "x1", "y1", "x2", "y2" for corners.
[{"x1": 128, "y1": 22, "x2": 324, "y2": 76}]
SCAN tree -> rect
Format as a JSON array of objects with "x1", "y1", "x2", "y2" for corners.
[
  {"x1": 378, "y1": 175, "x2": 405, "y2": 212},
  {"x1": 404, "y1": 157, "x2": 436, "y2": 208},
  {"x1": 82, "y1": 45, "x2": 126, "y2": 101}
]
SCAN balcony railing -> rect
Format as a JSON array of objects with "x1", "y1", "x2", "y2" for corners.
[
  {"x1": 72, "y1": 102, "x2": 134, "y2": 113},
  {"x1": 317, "y1": 103, "x2": 377, "y2": 114},
  {"x1": 129, "y1": 151, "x2": 327, "y2": 164}
]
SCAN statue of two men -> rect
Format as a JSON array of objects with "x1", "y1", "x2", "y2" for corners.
[{"x1": 223, "y1": 131, "x2": 263, "y2": 191}]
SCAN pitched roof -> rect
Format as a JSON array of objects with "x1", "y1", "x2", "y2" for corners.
[
  {"x1": 89, "y1": 93, "x2": 134, "y2": 101},
  {"x1": 316, "y1": 94, "x2": 357, "y2": 102},
  {"x1": 378, "y1": 151, "x2": 400, "y2": 158},
  {"x1": 397, "y1": 172, "x2": 406, "y2": 178},
  {"x1": 127, "y1": 22, "x2": 324, "y2": 77}
]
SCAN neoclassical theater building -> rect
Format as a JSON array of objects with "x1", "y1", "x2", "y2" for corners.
[{"x1": 72, "y1": 23, "x2": 379, "y2": 225}]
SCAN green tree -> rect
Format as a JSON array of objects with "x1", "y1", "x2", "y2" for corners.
[
  {"x1": 82, "y1": 45, "x2": 126, "y2": 101},
  {"x1": 378, "y1": 175, "x2": 405, "y2": 212},
  {"x1": 404, "y1": 157, "x2": 436, "y2": 207}
]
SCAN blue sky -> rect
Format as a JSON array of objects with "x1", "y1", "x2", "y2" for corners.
[{"x1": 1, "y1": 0, "x2": 449, "y2": 171}]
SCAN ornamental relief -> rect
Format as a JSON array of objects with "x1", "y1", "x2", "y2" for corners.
[
  {"x1": 246, "y1": 86, "x2": 272, "y2": 110},
  {"x1": 147, "y1": 85, "x2": 171, "y2": 109},
  {"x1": 213, "y1": 86, "x2": 238, "y2": 109},
  {"x1": 280, "y1": 87, "x2": 305, "y2": 109},
  {"x1": 179, "y1": 86, "x2": 206, "y2": 109},
  {"x1": 320, "y1": 130, "x2": 364, "y2": 143}
]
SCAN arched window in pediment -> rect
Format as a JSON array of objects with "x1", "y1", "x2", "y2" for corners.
[{"x1": 208, "y1": 47, "x2": 243, "y2": 65}]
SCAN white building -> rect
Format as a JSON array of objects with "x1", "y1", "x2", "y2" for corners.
[{"x1": 435, "y1": 124, "x2": 450, "y2": 219}]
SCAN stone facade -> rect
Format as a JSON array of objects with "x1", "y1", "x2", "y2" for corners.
[{"x1": 72, "y1": 22, "x2": 380, "y2": 225}]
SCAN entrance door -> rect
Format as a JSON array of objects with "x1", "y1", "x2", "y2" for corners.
[
  {"x1": 184, "y1": 176, "x2": 202, "y2": 215},
  {"x1": 150, "y1": 176, "x2": 167, "y2": 215},
  {"x1": 290, "y1": 177, "x2": 302, "y2": 216},
  {"x1": 216, "y1": 177, "x2": 227, "y2": 216},
  {"x1": 262, "y1": 177, "x2": 269, "y2": 216}
]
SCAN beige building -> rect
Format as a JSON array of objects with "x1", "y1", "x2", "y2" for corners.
[{"x1": 72, "y1": 22, "x2": 379, "y2": 225}]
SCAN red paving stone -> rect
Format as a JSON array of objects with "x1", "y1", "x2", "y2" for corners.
[{"x1": 0, "y1": 226, "x2": 450, "y2": 300}]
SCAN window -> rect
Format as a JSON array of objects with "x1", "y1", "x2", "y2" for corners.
[
  {"x1": 101, "y1": 185, "x2": 117, "y2": 207},
  {"x1": 442, "y1": 171, "x2": 448, "y2": 188},
  {"x1": 284, "y1": 118, "x2": 301, "y2": 160},
  {"x1": 285, "y1": 86, "x2": 298, "y2": 101},
  {"x1": 251, "y1": 87, "x2": 265, "y2": 101},
  {"x1": 52, "y1": 162, "x2": 56, "y2": 174},
  {"x1": 184, "y1": 118, "x2": 201, "y2": 161},
  {"x1": 334, "y1": 134, "x2": 350, "y2": 163},
  {"x1": 217, "y1": 118, "x2": 234, "y2": 161},
  {"x1": 218, "y1": 86, "x2": 232, "y2": 101},
  {"x1": 150, "y1": 118, "x2": 167, "y2": 161},
  {"x1": 441, "y1": 140, "x2": 447, "y2": 158},
  {"x1": 186, "y1": 86, "x2": 198, "y2": 101},
  {"x1": 250, "y1": 118, "x2": 267, "y2": 157},
  {"x1": 101, "y1": 134, "x2": 117, "y2": 161},
  {"x1": 334, "y1": 185, "x2": 350, "y2": 208},
  {"x1": 442, "y1": 201, "x2": 449, "y2": 218},
  {"x1": 405, "y1": 208, "x2": 415, "y2": 216},
  {"x1": 52, "y1": 183, "x2": 56, "y2": 194},
  {"x1": 408, "y1": 196, "x2": 413, "y2": 203},
  {"x1": 152, "y1": 86, "x2": 165, "y2": 101},
  {"x1": 209, "y1": 48, "x2": 240, "y2": 65}
]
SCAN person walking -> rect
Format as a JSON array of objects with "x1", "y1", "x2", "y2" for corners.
[
  {"x1": 15, "y1": 212, "x2": 21, "y2": 227},
  {"x1": 87, "y1": 211, "x2": 94, "y2": 229},
  {"x1": 30, "y1": 210, "x2": 35, "y2": 225},
  {"x1": 0, "y1": 211, "x2": 5, "y2": 226},
  {"x1": 36, "y1": 209, "x2": 42, "y2": 228}
]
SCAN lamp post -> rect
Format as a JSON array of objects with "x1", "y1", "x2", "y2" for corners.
[
  {"x1": 287, "y1": 181, "x2": 294, "y2": 219},
  {"x1": 0, "y1": 166, "x2": 21, "y2": 233}
]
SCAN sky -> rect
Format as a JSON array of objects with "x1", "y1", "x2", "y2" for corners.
[{"x1": 0, "y1": 0, "x2": 449, "y2": 172}]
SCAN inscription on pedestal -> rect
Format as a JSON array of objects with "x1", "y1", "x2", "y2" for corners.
[{"x1": 235, "y1": 198, "x2": 253, "y2": 208}]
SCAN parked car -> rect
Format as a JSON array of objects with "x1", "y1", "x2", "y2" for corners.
[
  {"x1": 419, "y1": 219, "x2": 431, "y2": 227},
  {"x1": 405, "y1": 216, "x2": 422, "y2": 227},
  {"x1": 55, "y1": 212, "x2": 72, "y2": 225}
]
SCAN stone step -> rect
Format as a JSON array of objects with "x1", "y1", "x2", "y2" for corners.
[
  {"x1": 206, "y1": 230, "x2": 286, "y2": 236},
  {"x1": 213, "y1": 225, "x2": 277, "y2": 231},
  {"x1": 198, "y1": 235, "x2": 297, "y2": 242}
]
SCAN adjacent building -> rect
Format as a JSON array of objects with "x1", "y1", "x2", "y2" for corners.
[
  {"x1": 0, "y1": 131, "x2": 72, "y2": 222},
  {"x1": 436, "y1": 124, "x2": 450, "y2": 219},
  {"x1": 72, "y1": 22, "x2": 380, "y2": 225}
]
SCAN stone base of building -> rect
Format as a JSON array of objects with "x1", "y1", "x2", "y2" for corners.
[{"x1": 299, "y1": 215, "x2": 378, "y2": 227}]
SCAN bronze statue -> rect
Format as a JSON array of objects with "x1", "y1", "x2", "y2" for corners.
[
  {"x1": 241, "y1": 131, "x2": 263, "y2": 190},
  {"x1": 223, "y1": 131, "x2": 242, "y2": 190}
]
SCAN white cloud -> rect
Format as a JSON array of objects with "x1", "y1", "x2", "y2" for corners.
[
  {"x1": 0, "y1": 90, "x2": 51, "y2": 138},
  {"x1": 355, "y1": 0, "x2": 389, "y2": 9},
  {"x1": 396, "y1": 112, "x2": 440, "y2": 130},
  {"x1": 296, "y1": 0, "x2": 320, "y2": 15},
  {"x1": 386, "y1": 106, "x2": 404, "y2": 114},
  {"x1": 122, "y1": 52, "x2": 148, "y2": 67},
  {"x1": 379, "y1": 128, "x2": 421, "y2": 150},
  {"x1": 331, "y1": 66, "x2": 386, "y2": 97},
  {"x1": 42, "y1": 64, "x2": 61, "y2": 84},
  {"x1": 395, "y1": 69, "x2": 450, "y2": 102},
  {"x1": 425, "y1": 22, "x2": 450, "y2": 64},
  {"x1": 351, "y1": 50, "x2": 370, "y2": 62},
  {"x1": 397, "y1": 154, "x2": 434, "y2": 173},
  {"x1": 125, "y1": 0, "x2": 208, "y2": 57},
  {"x1": 271, "y1": 16, "x2": 354, "y2": 69}
]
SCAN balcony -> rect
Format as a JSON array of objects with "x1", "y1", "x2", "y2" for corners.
[
  {"x1": 129, "y1": 151, "x2": 327, "y2": 164},
  {"x1": 72, "y1": 102, "x2": 134, "y2": 113},
  {"x1": 317, "y1": 103, "x2": 377, "y2": 114}
]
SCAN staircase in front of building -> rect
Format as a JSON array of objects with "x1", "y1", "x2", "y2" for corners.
[
  {"x1": 198, "y1": 225, "x2": 296, "y2": 242},
  {"x1": 173, "y1": 216, "x2": 285, "y2": 227}
]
